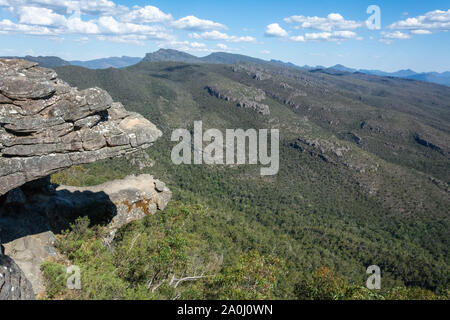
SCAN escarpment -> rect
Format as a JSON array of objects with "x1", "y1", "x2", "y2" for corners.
[
  {"x1": 0, "y1": 59, "x2": 170, "y2": 299},
  {"x1": 0, "y1": 59, "x2": 162, "y2": 196}
]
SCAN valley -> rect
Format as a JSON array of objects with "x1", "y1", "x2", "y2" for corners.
[{"x1": 35, "y1": 52, "x2": 449, "y2": 299}]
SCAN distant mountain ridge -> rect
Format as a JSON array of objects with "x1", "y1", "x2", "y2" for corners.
[
  {"x1": 3, "y1": 50, "x2": 449, "y2": 86},
  {"x1": 0, "y1": 55, "x2": 142, "y2": 69},
  {"x1": 328, "y1": 64, "x2": 450, "y2": 86},
  {"x1": 70, "y1": 56, "x2": 141, "y2": 69},
  {"x1": 0, "y1": 55, "x2": 71, "y2": 68},
  {"x1": 142, "y1": 49, "x2": 450, "y2": 86},
  {"x1": 142, "y1": 49, "x2": 267, "y2": 65}
]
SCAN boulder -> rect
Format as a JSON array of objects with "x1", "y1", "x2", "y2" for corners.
[{"x1": 0, "y1": 254, "x2": 35, "y2": 300}]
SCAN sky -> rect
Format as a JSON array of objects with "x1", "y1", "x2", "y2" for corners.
[{"x1": 0, "y1": 0, "x2": 449, "y2": 72}]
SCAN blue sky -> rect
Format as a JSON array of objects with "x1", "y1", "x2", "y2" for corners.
[{"x1": 0, "y1": 0, "x2": 449, "y2": 72}]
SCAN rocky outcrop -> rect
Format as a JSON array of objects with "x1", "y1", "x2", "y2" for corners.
[
  {"x1": 414, "y1": 133, "x2": 444, "y2": 154},
  {"x1": 0, "y1": 254, "x2": 35, "y2": 300},
  {"x1": 205, "y1": 85, "x2": 270, "y2": 116},
  {"x1": 2, "y1": 231, "x2": 58, "y2": 297},
  {"x1": 232, "y1": 64, "x2": 272, "y2": 81},
  {"x1": 1, "y1": 175, "x2": 171, "y2": 295},
  {"x1": 59, "y1": 174, "x2": 172, "y2": 243},
  {"x1": 0, "y1": 59, "x2": 162, "y2": 196},
  {"x1": 0, "y1": 59, "x2": 168, "y2": 299}
]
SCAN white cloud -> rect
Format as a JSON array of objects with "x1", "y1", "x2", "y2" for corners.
[
  {"x1": 66, "y1": 13, "x2": 99, "y2": 34},
  {"x1": 265, "y1": 23, "x2": 288, "y2": 37},
  {"x1": 4, "y1": 0, "x2": 126, "y2": 16},
  {"x1": 191, "y1": 30, "x2": 256, "y2": 43},
  {"x1": 260, "y1": 49, "x2": 270, "y2": 54},
  {"x1": 190, "y1": 41, "x2": 206, "y2": 48},
  {"x1": 379, "y1": 9, "x2": 450, "y2": 43},
  {"x1": 217, "y1": 43, "x2": 228, "y2": 50},
  {"x1": 119, "y1": 5, "x2": 173, "y2": 23},
  {"x1": 97, "y1": 16, "x2": 161, "y2": 35},
  {"x1": 0, "y1": 18, "x2": 55, "y2": 35},
  {"x1": 389, "y1": 9, "x2": 450, "y2": 31},
  {"x1": 97, "y1": 34, "x2": 148, "y2": 45},
  {"x1": 382, "y1": 31, "x2": 411, "y2": 40},
  {"x1": 0, "y1": 0, "x2": 259, "y2": 49},
  {"x1": 290, "y1": 35, "x2": 305, "y2": 42},
  {"x1": 284, "y1": 13, "x2": 363, "y2": 31},
  {"x1": 269, "y1": 13, "x2": 362, "y2": 43},
  {"x1": 157, "y1": 40, "x2": 216, "y2": 53},
  {"x1": 411, "y1": 29, "x2": 432, "y2": 35},
  {"x1": 17, "y1": 6, "x2": 67, "y2": 26},
  {"x1": 171, "y1": 15, "x2": 226, "y2": 31},
  {"x1": 304, "y1": 30, "x2": 358, "y2": 41}
]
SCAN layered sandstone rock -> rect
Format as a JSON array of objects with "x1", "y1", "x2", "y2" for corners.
[
  {"x1": 0, "y1": 59, "x2": 169, "y2": 299},
  {"x1": 0, "y1": 59, "x2": 162, "y2": 196}
]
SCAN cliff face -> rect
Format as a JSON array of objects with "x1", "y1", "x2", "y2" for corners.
[
  {"x1": 0, "y1": 59, "x2": 162, "y2": 196},
  {"x1": 0, "y1": 59, "x2": 169, "y2": 299}
]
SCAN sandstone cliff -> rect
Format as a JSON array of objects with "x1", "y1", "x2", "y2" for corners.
[
  {"x1": 0, "y1": 59, "x2": 170, "y2": 300},
  {"x1": 0, "y1": 59, "x2": 162, "y2": 196}
]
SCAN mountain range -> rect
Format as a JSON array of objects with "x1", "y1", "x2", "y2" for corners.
[
  {"x1": 328, "y1": 64, "x2": 450, "y2": 87},
  {"x1": 4, "y1": 49, "x2": 449, "y2": 86}
]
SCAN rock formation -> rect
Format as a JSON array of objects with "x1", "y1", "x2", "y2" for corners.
[
  {"x1": 205, "y1": 85, "x2": 270, "y2": 116},
  {"x1": 1, "y1": 175, "x2": 171, "y2": 295},
  {"x1": 0, "y1": 59, "x2": 162, "y2": 196},
  {"x1": 0, "y1": 254, "x2": 35, "y2": 300},
  {"x1": 0, "y1": 59, "x2": 170, "y2": 299},
  {"x1": 59, "y1": 174, "x2": 172, "y2": 243}
]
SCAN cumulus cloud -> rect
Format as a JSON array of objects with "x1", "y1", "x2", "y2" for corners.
[
  {"x1": 217, "y1": 43, "x2": 228, "y2": 50},
  {"x1": 97, "y1": 34, "x2": 148, "y2": 45},
  {"x1": 411, "y1": 29, "x2": 432, "y2": 35},
  {"x1": 289, "y1": 35, "x2": 305, "y2": 42},
  {"x1": 0, "y1": 18, "x2": 55, "y2": 35},
  {"x1": 17, "y1": 6, "x2": 67, "y2": 26},
  {"x1": 268, "y1": 12, "x2": 362, "y2": 43},
  {"x1": 157, "y1": 40, "x2": 217, "y2": 53},
  {"x1": 119, "y1": 5, "x2": 173, "y2": 23},
  {"x1": 0, "y1": 0, "x2": 258, "y2": 51},
  {"x1": 380, "y1": 31, "x2": 412, "y2": 43},
  {"x1": 171, "y1": 15, "x2": 226, "y2": 31},
  {"x1": 0, "y1": 1, "x2": 258, "y2": 60},
  {"x1": 389, "y1": 9, "x2": 450, "y2": 32},
  {"x1": 284, "y1": 13, "x2": 363, "y2": 31},
  {"x1": 382, "y1": 31, "x2": 412, "y2": 39},
  {"x1": 190, "y1": 30, "x2": 256, "y2": 43},
  {"x1": 304, "y1": 30, "x2": 358, "y2": 41},
  {"x1": 265, "y1": 23, "x2": 288, "y2": 37},
  {"x1": 378, "y1": 9, "x2": 450, "y2": 43},
  {"x1": 3, "y1": 0, "x2": 126, "y2": 16},
  {"x1": 66, "y1": 13, "x2": 99, "y2": 34}
]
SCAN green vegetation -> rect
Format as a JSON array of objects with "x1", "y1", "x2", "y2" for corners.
[{"x1": 47, "y1": 60, "x2": 449, "y2": 300}]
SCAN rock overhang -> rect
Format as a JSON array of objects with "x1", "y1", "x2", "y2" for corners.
[{"x1": 0, "y1": 59, "x2": 162, "y2": 196}]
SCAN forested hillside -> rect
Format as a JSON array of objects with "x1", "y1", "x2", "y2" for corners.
[{"x1": 43, "y1": 58, "x2": 449, "y2": 300}]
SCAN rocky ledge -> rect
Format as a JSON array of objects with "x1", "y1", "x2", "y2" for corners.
[
  {"x1": 0, "y1": 59, "x2": 169, "y2": 299},
  {"x1": 0, "y1": 59, "x2": 162, "y2": 196},
  {"x1": 0, "y1": 254, "x2": 35, "y2": 300},
  {"x1": 1, "y1": 174, "x2": 171, "y2": 296},
  {"x1": 205, "y1": 84, "x2": 270, "y2": 116}
]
